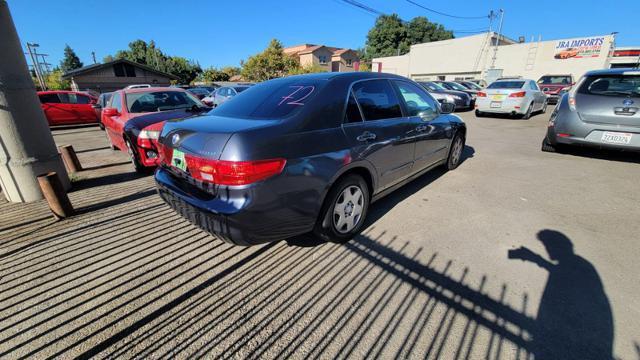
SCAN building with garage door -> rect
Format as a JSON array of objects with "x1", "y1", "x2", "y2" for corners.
[
  {"x1": 372, "y1": 32, "x2": 622, "y2": 83},
  {"x1": 62, "y1": 59, "x2": 178, "y2": 93}
]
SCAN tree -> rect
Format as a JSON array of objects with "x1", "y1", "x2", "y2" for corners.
[
  {"x1": 287, "y1": 64, "x2": 325, "y2": 75},
  {"x1": 198, "y1": 67, "x2": 230, "y2": 82},
  {"x1": 45, "y1": 68, "x2": 71, "y2": 90},
  {"x1": 104, "y1": 40, "x2": 202, "y2": 84},
  {"x1": 364, "y1": 14, "x2": 409, "y2": 60},
  {"x1": 241, "y1": 39, "x2": 299, "y2": 81},
  {"x1": 364, "y1": 14, "x2": 454, "y2": 60},
  {"x1": 221, "y1": 66, "x2": 241, "y2": 79},
  {"x1": 60, "y1": 45, "x2": 83, "y2": 72},
  {"x1": 406, "y1": 17, "x2": 454, "y2": 45}
]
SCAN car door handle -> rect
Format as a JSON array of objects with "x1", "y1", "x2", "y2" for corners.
[
  {"x1": 415, "y1": 125, "x2": 428, "y2": 132},
  {"x1": 356, "y1": 131, "x2": 376, "y2": 142}
]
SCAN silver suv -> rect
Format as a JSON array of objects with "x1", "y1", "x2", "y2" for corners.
[{"x1": 543, "y1": 68, "x2": 640, "y2": 153}]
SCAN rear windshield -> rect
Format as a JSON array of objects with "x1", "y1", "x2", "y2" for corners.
[
  {"x1": 578, "y1": 75, "x2": 640, "y2": 98},
  {"x1": 126, "y1": 91, "x2": 202, "y2": 113},
  {"x1": 488, "y1": 81, "x2": 525, "y2": 89},
  {"x1": 538, "y1": 76, "x2": 572, "y2": 84},
  {"x1": 212, "y1": 78, "x2": 326, "y2": 119}
]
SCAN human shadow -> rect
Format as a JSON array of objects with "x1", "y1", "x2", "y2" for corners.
[{"x1": 509, "y1": 229, "x2": 614, "y2": 360}]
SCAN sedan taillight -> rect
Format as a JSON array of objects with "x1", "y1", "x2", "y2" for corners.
[
  {"x1": 185, "y1": 155, "x2": 286, "y2": 186},
  {"x1": 477, "y1": 91, "x2": 487, "y2": 97},
  {"x1": 509, "y1": 91, "x2": 526, "y2": 98}
]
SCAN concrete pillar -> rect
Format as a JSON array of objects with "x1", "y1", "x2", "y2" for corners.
[{"x1": 0, "y1": 0, "x2": 70, "y2": 202}]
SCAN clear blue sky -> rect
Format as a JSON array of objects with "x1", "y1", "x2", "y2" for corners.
[{"x1": 8, "y1": 0, "x2": 640, "y2": 69}]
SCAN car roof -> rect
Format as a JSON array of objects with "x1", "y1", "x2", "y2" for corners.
[
  {"x1": 283, "y1": 71, "x2": 408, "y2": 82},
  {"x1": 120, "y1": 86, "x2": 186, "y2": 94},
  {"x1": 583, "y1": 68, "x2": 640, "y2": 76}
]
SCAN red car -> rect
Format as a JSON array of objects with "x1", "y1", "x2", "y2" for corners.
[
  {"x1": 37, "y1": 90, "x2": 99, "y2": 126},
  {"x1": 537, "y1": 74, "x2": 574, "y2": 104},
  {"x1": 101, "y1": 87, "x2": 209, "y2": 172}
]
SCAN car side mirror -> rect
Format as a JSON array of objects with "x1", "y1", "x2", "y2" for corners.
[
  {"x1": 440, "y1": 102, "x2": 455, "y2": 114},
  {"x1": 102, "y1": 107, "x2": 119, "y2": 116}
]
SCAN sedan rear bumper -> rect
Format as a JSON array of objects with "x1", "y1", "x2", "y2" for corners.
[{"x1": 155, "y1": 167, "x2": 317, "y2": 245}]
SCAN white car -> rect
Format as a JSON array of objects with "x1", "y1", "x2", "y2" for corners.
[
  {"x1": 203, "y1": 85, "x2": 252, "y2": 107},
  {"x1": 475, "y1": 79, "x2": 548, "y2": 119},
  {"x1": 124, "y1": 84, "x2": 151, "y2": 89}
]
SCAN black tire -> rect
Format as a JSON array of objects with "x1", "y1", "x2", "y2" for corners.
[
  {"x1": 446, "y1": 133, "x2": 465, "y2": 170},
  {"x1": 125, "y1": 138, "x2": 146, "y2": 173},
  {"x1": 541, "y1": 138, "x2": 556, "y2": 152},
  {"x1": 540, "y1": 101, "x2": 548, "y2": 114},
  {"x1": 522, "y1": 102, "x2": 534, "y2": 119},
  {"x1": 475, "y1": 109, "x2": 484, "y2": 117},
  {"x1": 313, "y1": 174, "x2": 370, "y2": 243}
]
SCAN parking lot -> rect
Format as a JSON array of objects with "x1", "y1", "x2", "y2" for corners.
[{"x1": 1, "y1": 108, "x2": 639, "y2": 359}]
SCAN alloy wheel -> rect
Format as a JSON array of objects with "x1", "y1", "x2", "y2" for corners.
[
  {"x1": 451, "y1": 136, "x2": 464, "y2": 166},
  {"x1": 333, "y1": 185, "x2": 364, "y2": 234}
]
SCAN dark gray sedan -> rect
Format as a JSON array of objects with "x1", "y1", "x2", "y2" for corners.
[
  {"x1": 155, "y1": 72, "x2": 466, "y2": 245},
  {"x1": 543, "y1": 68, "x2": 640, "y2": 153}
]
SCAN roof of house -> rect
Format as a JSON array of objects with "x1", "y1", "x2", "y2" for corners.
[{"x1": 61, "y1": 58, "x2": 179, "y2": 80}]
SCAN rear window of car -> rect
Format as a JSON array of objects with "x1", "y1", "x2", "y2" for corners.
[
  {"x1": 538, "y1": 76, "x2": 572, "y2": 84},
  {"x1": 233, "y1": 86, "x2": 250, "y2": 93},
  {"x1": 212, "y1": 78, "x2": 327, "y2": 119},
  {"x1": 488, "y1": 81, "x2": 525, "y2": 89},
  {"x1": 578, "y1": 75, "x2": 640, "y2": 98},
  {"x1": 39, "y1": 93, "x2": 60, "y2": 103},
  {"x1": 126, "y1": 91, "x2": 202, "y2": 113}
]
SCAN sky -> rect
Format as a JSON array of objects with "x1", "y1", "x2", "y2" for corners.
[{"x1": 8, "y1": 0, "x2": 640, "y2": 70}]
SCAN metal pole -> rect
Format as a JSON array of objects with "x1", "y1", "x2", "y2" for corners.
[
  {"x1": 91, "y1": 51, "x2": 97, "y2": 64},
  {"x1": 490, "y1": 9, "x2": 504, "y2": 69},
  {"x1": 26, "y1": 43, "x2": 45, "y2": 89},
  {"x1": 0, "y1": 0, "x2": 70, "y2": 202}
]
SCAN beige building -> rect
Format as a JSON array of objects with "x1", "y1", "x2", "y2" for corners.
[
  {"x1": 284, "y1": 44, "x2": 360, "y2": 72},
  {"x1": 373, "y1": 32, "x2": 618, "y2": 83},
  {"x1": 62, "y1": 59, "x2": 178, "y2": 93}
]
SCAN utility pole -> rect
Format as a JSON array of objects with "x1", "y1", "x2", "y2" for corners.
[
  {"x1": 26, "y1": 42, "x2": 46, "y2": 89},
  {"x1": 490, "y1": 9, "x2": 504, "y2": 69},
  {"x1": 91, "y1": 51, "x2": 97, "y2": 64},
  {"x1": 0, "y1": 0, "x2": 70, "y2": 202}
]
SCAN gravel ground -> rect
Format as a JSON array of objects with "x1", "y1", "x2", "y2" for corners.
[{"x1": 0, "y1": 108, "x2": 638, "y2": 359}]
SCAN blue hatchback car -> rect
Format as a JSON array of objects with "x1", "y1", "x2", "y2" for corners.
[{"x1": 155, "y1": 72, "x2": 467, "y2": 245}]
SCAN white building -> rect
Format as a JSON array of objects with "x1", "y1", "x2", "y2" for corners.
[{"x1": 372, "y1": 32, "x2": 622, "y2": 83}]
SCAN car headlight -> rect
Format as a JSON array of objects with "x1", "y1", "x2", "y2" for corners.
[
  {"x1": 451, "y1": 95, "x2": 462, "y2": 101},
  {"x1": 445, "y1": 95, "x2": 455, "y2": 103}
]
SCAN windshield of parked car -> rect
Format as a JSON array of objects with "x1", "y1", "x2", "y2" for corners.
[
  {"x1": 126, "y1": 91, "x2": 203, "y2": 113},
  {"x1": 538, "y1": 76, "x2": 572, "y2": 84},
  {"x1": 462, "y1": 82, "x2": 483, "y2": 90},
  {"x1": 212, "y1": 78, "x2": 326, "y2": 119},
  {"x1": 233, "y1": 86, "x2": 250, "y2": 93},
  {"x1": 445, "y1": 82, "x2": 468, "y2": 91},
  {"x1": 189, "y1": 88, "x2": 209, "y2": 95},
  {"x1": 419, "y1": 82, "x2": 446, "y2": 92},
  {"x1": 578, "y1": 75, "x2": 640, "y2": 97},
  {"x1": 487, "y1": 81, "x2": 525, "y2": 89}
]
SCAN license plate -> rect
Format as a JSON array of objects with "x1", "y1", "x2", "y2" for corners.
[
  {"x1": 171, "y1": 149, "x2": 188, "y2": 171},
  {"x1": 490, "y1": 102, "x2": 502, "y2": 108},
  {"x1": 492, "y1": 95, "x2": 505, "y2": 101},
  {"x1": 601, "y1": 132, "x2": 632, "y2": 144}
]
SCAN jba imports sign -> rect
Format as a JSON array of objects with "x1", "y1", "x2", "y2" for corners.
[{"x1": 554, "y1": 36, "x2": 605, "y2": 59}]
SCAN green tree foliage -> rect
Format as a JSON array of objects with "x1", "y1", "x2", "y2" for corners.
[
  {"x1": 364, "y1": 14, "x2": 454, "y2": 60},
  {"x1": 287, "y1": 64, "x2": 326, "y2": 75},
  {"x1": 221, "y1": 66, "x2": 241, "y2": 79},
  {"x1": 106, "y1": 40, "x2": 202, "y2": 84},
  {"x1": 198, "y1": 67, "x2": 231, "y2": 82},
  {"x1": 241, "y1": 39, "x2": 299, "y2": 81},
  {"x1": 45, "y1": 68, "x2": 71, "y2": 90},
  {"x1": 60, "y1": 45, "x2": 83, "y2": 72}
]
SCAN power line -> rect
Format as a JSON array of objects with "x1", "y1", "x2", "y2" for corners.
[
  {"x1": 339, "y1": 0, "x2": 386, "y2": 17},
  {"x1": 404, "y1": 0, "x2": 488, "y2": 19}
]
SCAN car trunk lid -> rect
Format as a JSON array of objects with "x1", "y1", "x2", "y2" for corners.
[{"x1": 575, "y1": 93, "x2": 640, "y2": 127}]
